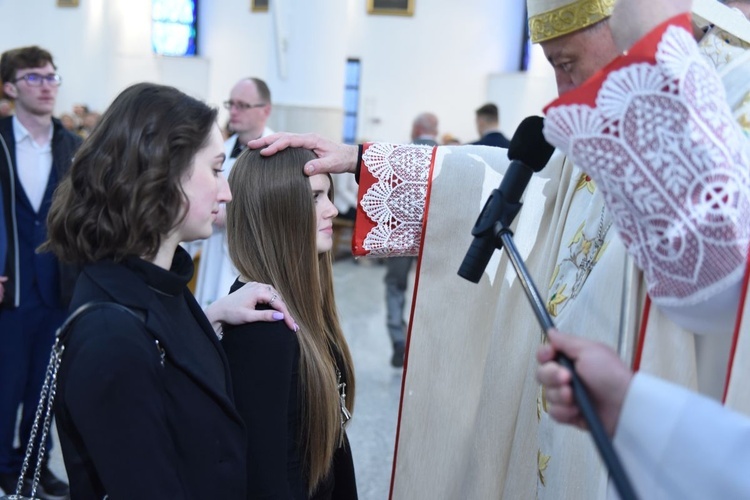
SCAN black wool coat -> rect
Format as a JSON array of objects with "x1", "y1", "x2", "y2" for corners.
[{"x1": 54, "y1": 251, "x2": 247, "y2": 499}]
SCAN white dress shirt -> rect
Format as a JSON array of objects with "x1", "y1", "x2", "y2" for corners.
[{"x1": 13, "y1": 117, "x2": 53, "y2": 212}]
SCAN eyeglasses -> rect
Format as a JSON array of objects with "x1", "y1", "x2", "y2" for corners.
[
  {"x1": 12, "y1": 73, "x2": 63, "y2": 87},
  {"x1": 223, "y1": 100, "x2": 266, "y2": 111}
]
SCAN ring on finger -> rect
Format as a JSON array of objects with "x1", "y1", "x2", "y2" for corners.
[{"x1": 269, "y1": 293, "x2": 278, "y2": 306}]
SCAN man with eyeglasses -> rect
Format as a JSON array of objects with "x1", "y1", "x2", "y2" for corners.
[
  {"x1": 193, "y1": 77, "x2": 274, "y2": 308},
  {"x1": 0, "y1": 45, "x2": 81, "y2": 500}
]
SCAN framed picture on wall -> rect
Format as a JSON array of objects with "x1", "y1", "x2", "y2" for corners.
[
  {"x1": 57, "y1": 0, "x2": 80, "y2": 6},
  {"x1": 251, "y1": 0, "x2": 269, "y2": 12},
  {"x1": 367, "y1": 0, "x2": 414, "y2": 16}
]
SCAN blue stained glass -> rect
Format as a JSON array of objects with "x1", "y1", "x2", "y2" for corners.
[
  {"x1": 344, "y1": 89, "x2": 359, "y2": 112},
  {"x1": 343, "y1": 115, "x2": 357, "y2": 144},
  {"x1": 152, "y1": 0, "x2": 197, "y2": 56},
  {"x1": 345, "y1": 61, "x2": 360, "y2": 85},
  {"x1": 342, "y1": 58, "x2": 361, "y2": 143}
]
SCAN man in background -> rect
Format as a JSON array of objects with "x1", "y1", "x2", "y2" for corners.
[
  {"x1": 471, "y1": 103, "x2": 510, "y2": 148},
  {"x1": 193, "y1": 77, "x2": 274, "y2": 308},
  {"x1": 0, "y1": 45, "x2": 81, "y2": 500},
  {"x1": 385, "y1": 112, "x2": 439, "y2": 368}
]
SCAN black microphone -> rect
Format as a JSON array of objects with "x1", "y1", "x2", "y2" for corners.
[
  {"x1": 456, "y1": 118, "x2": 639, "y2": 500},
  {"x1": 458, "y1": 116, "x2": 555, "y2": 283}
]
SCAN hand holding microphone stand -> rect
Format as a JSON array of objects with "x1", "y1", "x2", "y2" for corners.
[{"x1": 458, "y1": 117, "x2": 638, "y2": 500}]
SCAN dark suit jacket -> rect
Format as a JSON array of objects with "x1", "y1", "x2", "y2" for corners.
[
  {"x1": 0, "y1": 115, "x2": 82, "y2": 308},
  {"x1": 472, "y1": 131, "x2": 510, "y2": 148},
  {"x1": 54, "y1": 253, "x2": 247, "y2": 499},
  {"x1": 413, "y1": 137, "x2": 438, "y2": 147}
]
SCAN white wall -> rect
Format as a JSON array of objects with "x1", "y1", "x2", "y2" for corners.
[
  {"x1": 0, "y1": 0, "x2": 556, "y2": 144},
  {"x1": 344, "y1": 0, "x2": 528, "y2": 143},
  {"x1": 487, "y1": 74, "x2": 559, "y2": 138},
  {"x1": 1, "y1": 0, "x2": 111, "y2": 114},
  {"x1": 198, "y1": 0, "x2": 273, "y2": 109}
]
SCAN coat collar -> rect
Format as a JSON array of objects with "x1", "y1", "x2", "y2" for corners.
[{"x1": 78, "y1": 247, "x2": 242, "y2": 423}]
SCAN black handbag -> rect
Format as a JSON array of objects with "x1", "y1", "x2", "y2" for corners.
[{"x1": 0, "y1": 302, "x2": 143, "y2": 500}]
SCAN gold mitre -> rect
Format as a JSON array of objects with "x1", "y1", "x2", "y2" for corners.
[{"x1": 528, "y1": 0, "x2": 616, "y2": 43}]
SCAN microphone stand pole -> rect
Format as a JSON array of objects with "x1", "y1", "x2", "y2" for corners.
[{"x1": 495, "y1": 223, "x2": 639, "y2": 500}]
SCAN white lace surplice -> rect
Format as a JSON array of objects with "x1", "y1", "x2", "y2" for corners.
[
  {"x1": 544, "y1": 20, "x2": 750, "y2": 309},
  {"x1": 355, "y1": 143, "x2": 433, "y2": 257},
  {"x1": 347, "y1": 16, "x2": 750, "y2": 498},
  {"x1": 544, "y1": 4, "x2": 750, "y2": 418}
]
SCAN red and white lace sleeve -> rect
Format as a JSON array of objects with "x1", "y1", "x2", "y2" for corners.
[
  {"x1": 352, "y1": 142, "x2": 435, "y2": 257},
  {"x1": 543, "y1": 14, "x2": 750, "y2": 306}
]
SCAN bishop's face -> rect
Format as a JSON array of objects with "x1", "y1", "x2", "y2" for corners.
[{"x1": 541, "y1": 24, "x2": 620, "y2": 96}]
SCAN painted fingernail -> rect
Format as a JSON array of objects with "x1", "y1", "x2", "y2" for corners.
[
  {"x1": 272, "y1": 312, "x2": 284, "y2": 320},
  {"x1": 305, "y1": 164, "x2": 315, "y2": 174}
]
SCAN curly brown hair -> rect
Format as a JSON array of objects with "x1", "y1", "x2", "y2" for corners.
[{"x1": 43, "y1": 82, "x2": 217, "y2": 264}]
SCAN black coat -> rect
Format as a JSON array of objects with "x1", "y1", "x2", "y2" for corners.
[
  {"x1": 223, "y1": 281, "x2": 358, "y2": 500},
  {"x1": 54, "y1": 251, "x2": 247, "y2": 499}
]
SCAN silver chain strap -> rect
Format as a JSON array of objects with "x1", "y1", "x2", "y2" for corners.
[
  {"x1": 336, "y1": 368, "x2": 352, "y2": 447},
  {"x1": 11, "y1": 340, "x2": 65, "y2": 499},
  {"x1": 2, "y1": 301, "x2": 143, "y2": 500}
]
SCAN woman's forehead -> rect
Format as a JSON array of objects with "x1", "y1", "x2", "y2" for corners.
[{"x1": 309, "y1": 174, "x2": 330, "y2": 190}]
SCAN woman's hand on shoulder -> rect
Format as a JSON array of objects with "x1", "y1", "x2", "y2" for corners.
[{"x1": 204, "y1": 282, "x2": 298, "y2": 334}]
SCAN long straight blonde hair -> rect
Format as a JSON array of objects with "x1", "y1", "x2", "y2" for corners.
[{"x1": 226, "y1": 148, "x2": 355, "y2": 493}]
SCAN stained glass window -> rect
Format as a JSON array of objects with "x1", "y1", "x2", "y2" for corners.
[
  {"x1": 152, "y1": 0, "x2": 198, "y2": 57},
  {"x1": 342, "y1": 59, "x2": 361, "y2": 144}
]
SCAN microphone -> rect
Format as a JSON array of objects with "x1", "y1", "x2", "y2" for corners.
[
  {"x1": 456, "y1": 117, "x2": 639, "y2": 500},
  {"x1": 458, "y1": 116, "x2": 555, "y2": 283}
]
